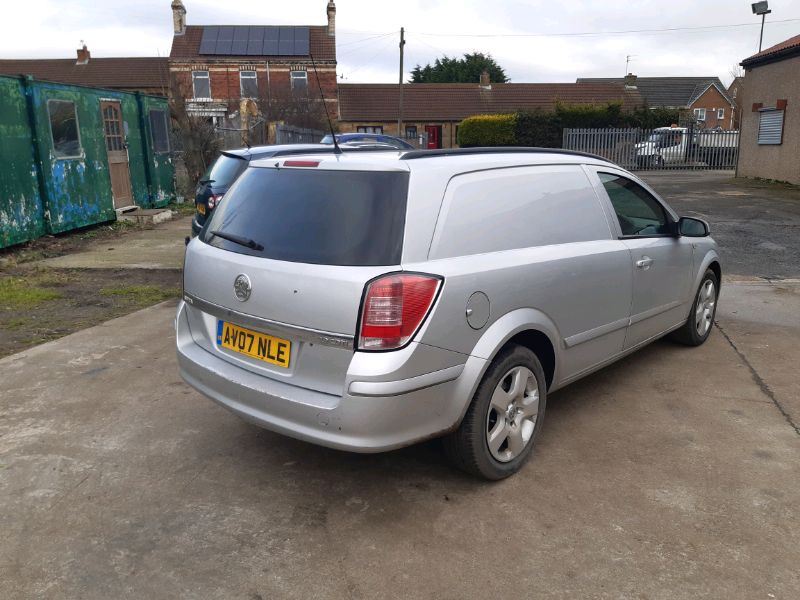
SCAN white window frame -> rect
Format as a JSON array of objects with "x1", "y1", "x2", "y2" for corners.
[
  {"x1": 239, "y1": 70, "x2": 258, "y2": 98},
  {"x1": 192, "y1": 70, "x2": 211, "y2": 100},
  {"x1": 290, "y1": 70, "x2": 308, "y2": 94},
  {"x1": 357, "y1": 126, "x2": 383, "y2": 134},
  {"x1": 717, "y1": 108, "x2": 725, "y2": 120},
  {"x1": 693, "y1": 107, "x2": 706, "y2": 122}
]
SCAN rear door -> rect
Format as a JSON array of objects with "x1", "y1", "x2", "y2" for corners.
[
  {"x1": 592, "y1": 169, "x2": 694, "y2": 349},
  {"x1": 183, "y1": 162, "x2": 410, "y2": 395},
  {"x1": 100, "y1": 101, "x2": 134, "y2": 209}
]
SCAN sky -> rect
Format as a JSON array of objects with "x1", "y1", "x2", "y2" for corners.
[{"x1": 3, "y1": 0, "x2": 799, "y2": 86}]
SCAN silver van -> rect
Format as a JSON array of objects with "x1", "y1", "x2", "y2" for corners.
[{"x1": 177, "y1": 148, "x2": 720, "y2": 479}]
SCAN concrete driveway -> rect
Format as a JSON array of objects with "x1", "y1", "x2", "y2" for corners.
[{"x1": 2, "y1": 172, "x2": 800, "y2": 599}]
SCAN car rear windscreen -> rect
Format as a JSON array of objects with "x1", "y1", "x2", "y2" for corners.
[
  {"x1": 202, "y1": 154, "x2": 247, "y2": 187},
  {"x1": 200, "y1": 167, "x2": 409, "y2": 266}
]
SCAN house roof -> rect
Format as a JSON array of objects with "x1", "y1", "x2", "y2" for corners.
[
  {"x1": 741, "y1": 33, "x2": 800, "y2": 67},
  {"x1": 0, "y1": 57, "x2": 169, "y2": 91},
  {"x1": 170, "y1": 25, "x2": 335, "y2": 61},
  {"x1": 338, "y1": 83, "x2": 642, "y2": 122},
  {"x1": 576, "y1": 76, "x2": 730, "y2": 108}
]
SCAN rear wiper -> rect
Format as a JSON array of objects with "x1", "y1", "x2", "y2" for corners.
[{"x1": 210, "y1": 230, "x2": 264, "y2": 251}]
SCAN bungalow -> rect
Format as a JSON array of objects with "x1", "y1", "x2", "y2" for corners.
[
  {"x1": 577, "y1": 75, "x2": 735, "y2": 130},
  {"x1": 337, "y1": 79, "x2": 642, "y2": 148}
]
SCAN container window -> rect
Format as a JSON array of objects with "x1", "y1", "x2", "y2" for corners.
[
  {"x1": 148, "y1": 109, "x2": 170, "y2": 154},
  {"x1": 47, "y1": 99, "x2": 81, "y2": 159}
]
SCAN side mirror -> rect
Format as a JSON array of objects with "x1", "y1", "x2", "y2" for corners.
[{"x1": 678, "y1": 216, "x2": 710, "y2": 237}]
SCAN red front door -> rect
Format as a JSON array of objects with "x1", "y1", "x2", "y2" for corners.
[{"x1": 425, "y1": 125, "x2": 442, "y2": 149}]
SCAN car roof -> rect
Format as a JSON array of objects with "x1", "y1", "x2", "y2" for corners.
[{"x1": 248, "y1": 147, "x2": 613, "y2": 174}]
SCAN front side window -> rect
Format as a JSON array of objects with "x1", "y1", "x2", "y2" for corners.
[
  {"x1": 48, "y1": 99, "x2": 81, "y2": 158},
  {"x1": 694, "y1": 107, "x2": 706, "y2": 122},
  {"x1": 599, "y1": 173, "x2": 670, "y2": 237},
  {"x1": 148, "y1": 109, "x2": 170, "y2": 154},
  {"x1": 240, "y1": 70, "x2": 258, "y2": 98},
  {"x1": 192, "y1": 70, "x2": 211, "y2": 99},
  {"x1": 290, "y1": 70, "x2": 308, "y2": 95}
]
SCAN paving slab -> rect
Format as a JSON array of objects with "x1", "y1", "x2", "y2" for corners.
[
  {"x1": 1, "y1": 294, "x2": 798, "y2": 599},
  {"x1": 36, "y1": 216, "x2": 191, "y2": 270}
]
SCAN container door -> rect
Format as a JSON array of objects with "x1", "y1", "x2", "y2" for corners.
[{"x1": 100, "y1": 101, "x2": 134, "y2": 209}]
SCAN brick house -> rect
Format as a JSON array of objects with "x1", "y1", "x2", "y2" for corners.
[
  {"x1": 168, "y1": 0, "x2": 337, "y2": 125},
  {"x1": 338, "y1": 81, "x2": 642, "y2": 148},
  {"x1": 577, "y1": 75, "x2": 736, "y2": 129},
  {"x1": 736, "y1": 34, "x2": 800, "y2": 185},
  {"x1": 727, "y1": 76, "x2": 745, "y2": 129},
  {"x1": 0, "y1": 45, "x2": 169, "y2": 95}
]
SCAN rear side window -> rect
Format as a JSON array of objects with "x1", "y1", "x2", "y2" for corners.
[
  {"x1": 202, "y1": 154, "x2": 247, "y2": 187},
  {"x1": 200, "y1": 168, "x2": 409, "y2": 266},
  {"x1": 429, "y1": 165, "x2": 611, "y2": 259}
]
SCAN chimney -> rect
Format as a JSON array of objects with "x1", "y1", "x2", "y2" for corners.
[
  {"x1": 327, "y1": 1, "x2": 336, "y2": 37},
  {"x1": 624, "y1": 73, "x2": 637, "y2": 88},
  {"x1": 76, "y1": 44, "x2": 90, "y2": 65},
  {"x1": 479, "y1": 69, "x2": 491, "y2": 88},
  {"x1": 172, "y1": 0, "x2": 187, "y2": 36}
]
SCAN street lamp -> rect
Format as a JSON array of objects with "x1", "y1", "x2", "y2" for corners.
[{"x1": 752, "y1": 1, "x2": 772, "y2": 52}]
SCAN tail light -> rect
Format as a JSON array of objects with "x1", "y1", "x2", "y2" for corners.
[
  {"x1": 207, "y1": 194, "x2": 224, "y2": 209},
  {"x1": 357, "y1": 273, "x2": 442, "y2": 351}
]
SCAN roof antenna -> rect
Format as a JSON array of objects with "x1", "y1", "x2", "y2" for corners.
[{"x1": 310, "y1": 53, "x2": 341, "y2": 155}]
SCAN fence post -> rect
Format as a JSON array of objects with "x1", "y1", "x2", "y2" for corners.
[{"x1": 20, "y1": 75, "x2": 52, "y2": 234}]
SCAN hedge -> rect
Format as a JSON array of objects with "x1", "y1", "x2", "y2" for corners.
[
  {"x1": 457, "y1": 113, "x2": 517, "y2": 147},
  {"x1": 457, "y1": 102, "x2": 682, "y2": 148}
]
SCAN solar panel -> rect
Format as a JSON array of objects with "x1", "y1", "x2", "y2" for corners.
[
  {"x1": 278, "y1": 26, "x2": 294, "y2": 55},
  {"x1": 198, "y1": 24, "x2": 309, "y2": 56},
  {"x1": 231, "y1": 27, "x2": 249, "y2": 54},
  {"x1": 294, "y1": 27, "x2": 309, "y2": 55},
  {"x1": 199, "y1": 26, "x2": 219, "y2": 54},
  {"x1": 246, "y1": 26, "x2": 265, "y2": 55}
]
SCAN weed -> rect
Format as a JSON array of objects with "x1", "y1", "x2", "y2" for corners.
[
  {"x1": 99, "y1": 285, "x2": 180, "y2": 306},
  {"x1": 0, "y1": 278, "x2": 62, "y2": 309}
]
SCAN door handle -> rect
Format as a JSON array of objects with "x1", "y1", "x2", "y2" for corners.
[{"x1": 636, "y1": 256, "x2": 654, "y2": 269}]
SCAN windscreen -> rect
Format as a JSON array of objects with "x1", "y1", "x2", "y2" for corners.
[
  {"x1": 202, "y1": 154, "x2": 247, "y2": 187},
  {"x1": 200, "y1": 167, "x2": 409, "y2": 266}
]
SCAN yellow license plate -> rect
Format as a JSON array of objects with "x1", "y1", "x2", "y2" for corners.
[
  {"x1": 217, "y1": 321, "x2": 291, "y2": 368},
  {"x1": 197, "y1": 204, "x2": 206, "y2": 215}
]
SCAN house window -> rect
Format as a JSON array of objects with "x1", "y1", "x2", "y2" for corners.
[
  {"x1": 357, "y1": 126, "x2": 383, "y2": 134},
  {"x1": 149, "y1": 109, "x2": 170, "y2": 154},
  {"x1": 240, "y1": 70, "x2": 258, "y2": 98},
  {"x1": 693, "y1": 108, "x2": 706, "y2": 122},
  {"x1": 192, "y1": 70, "x2": 211, "y2": 100},
  {"x1": 290, "y1": 70, "x2": 308, "y2": 95},
  {"x1": 757, "y1": 109, "x2": 784, "y2": 145},
  {"x1": 47, "y1": 99, "x2": 81, "y2": 159},
  {"x1": 405, "y1": 125, "x2": 417, "y2": 139},
  {"x1": 717, "y1": 108, "x2": 725, "y2": 120}
]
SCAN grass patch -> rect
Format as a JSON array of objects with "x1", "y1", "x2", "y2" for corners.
[
  {"x1": 99, "y1": 285, "x2": 180, "y2": 305},
  {"x1": 3, "y1": 316, "x2": 32, "y2": 329},
  {"x1": 0, "y1": 277, "x2": 62, "y2": 309}
]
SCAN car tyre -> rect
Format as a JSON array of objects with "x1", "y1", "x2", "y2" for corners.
[
  {"x1": 670, "y1": 268, "x2": 719, "y2": 346},
  {"x1": 444, "y1": 345, "x2": 547, "y2": 480}
]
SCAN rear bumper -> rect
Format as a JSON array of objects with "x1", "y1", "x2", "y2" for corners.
[{"x1": 176, "y1": 302, "x2": 471, "y2": 453}]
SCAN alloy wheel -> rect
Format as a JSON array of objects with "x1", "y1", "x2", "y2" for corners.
[
  {"x1": 486, "y1": 366, "x2": 540, "y2": 462},
  {"x1": 695, "y1": 279, "x2": 716, "y2": 337}
]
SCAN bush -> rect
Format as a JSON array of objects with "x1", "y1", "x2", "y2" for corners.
[
  {"x1": 457, "y1": 103, "x2": 683, "y2": 148},
  {"x1": 457, "y1": 113, "x2": 517, "y2": 147}
]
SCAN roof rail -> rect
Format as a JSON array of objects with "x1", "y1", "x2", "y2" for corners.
[
  {"x1": 266, "y1": 146, "x2": 401, "y2": 158},
  {"x1": 399, "y1": 146, "x2": 612, "y2": 163}
]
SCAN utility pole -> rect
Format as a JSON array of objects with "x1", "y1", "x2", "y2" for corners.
[
  {"x1": 751, "y1": 1, "x2": 772, "y2": 52},
  {"x1": 398, "y1": 27, "x2": 405, "y2": 137},
  {"x1": 758, "y1": 12, "x2": 769, "y2": 51}
]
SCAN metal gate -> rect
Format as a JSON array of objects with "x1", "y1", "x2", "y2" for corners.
[{"x1": 562, "y1": 127, "x2": 739, "y2": 170}]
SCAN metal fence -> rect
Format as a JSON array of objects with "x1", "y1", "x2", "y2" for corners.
[
  {"x1": 275, "y1": 124, "x2": 325, "y2": 145},
  {"x1": 562, "y1": 127, "x2": 739, "y2": 170}
]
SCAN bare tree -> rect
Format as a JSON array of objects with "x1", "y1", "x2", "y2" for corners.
[{"x1": 258, "y1": 86, "x2": 331, "y2": 132}]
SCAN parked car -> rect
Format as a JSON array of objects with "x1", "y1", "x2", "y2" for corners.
[
  {"x1": 635, "y1": 126, "x2": 739, "y2": 168},
  {"x1": 320, "y1": 132, "x2": 414, "y2": 149},
  {"x1": 177, "y1": 147, "x2": 721, "y2": 480},
  {"x1": 191, "y1": 144, "x2": 322, "y2": 236}
]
